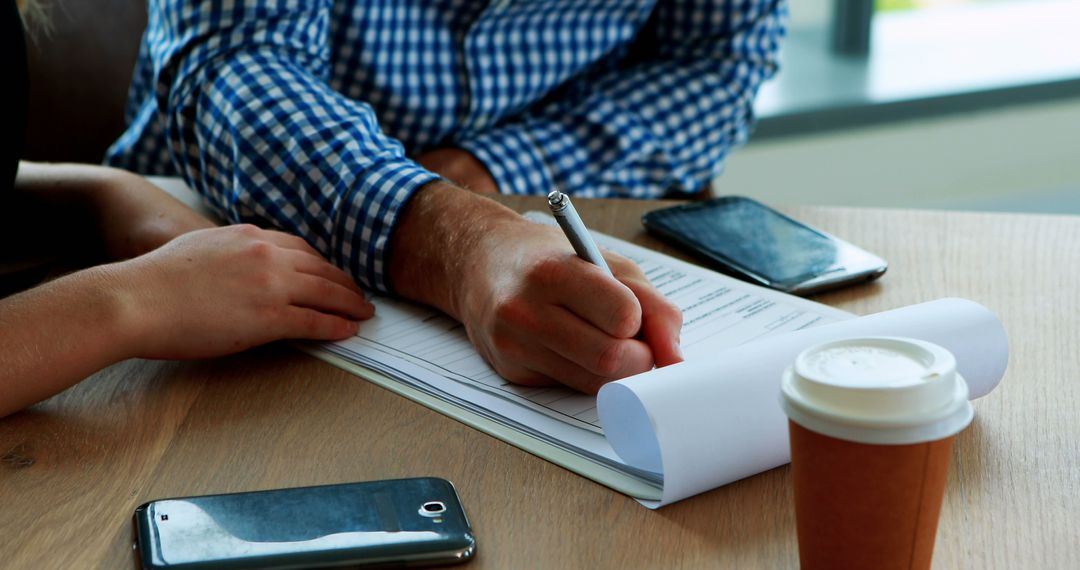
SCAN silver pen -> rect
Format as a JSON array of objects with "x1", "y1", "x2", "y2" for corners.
[{"x1": 547, "y1": 190, "x2": 613, "y2": 277}]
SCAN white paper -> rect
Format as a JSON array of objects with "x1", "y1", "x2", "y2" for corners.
[{"x1": 597, "y1": 297, "x2": 1009, "y2": 507}]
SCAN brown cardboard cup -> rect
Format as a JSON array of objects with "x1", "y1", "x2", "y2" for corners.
[{"x1": 780, "y1": 337, "x2": 974, "y2": 570}]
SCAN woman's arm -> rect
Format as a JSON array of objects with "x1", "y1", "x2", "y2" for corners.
[
  {"x1": 11, "y1": 162, "x2": 216, "y2": 262},
  {"x1": 2, "y1": 163, "x2": 375, "y2": 418},
  {"x1": 0, "y1": 224, "x2": 374, "y2": 419}
]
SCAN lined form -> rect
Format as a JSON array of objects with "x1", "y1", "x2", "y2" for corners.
[{"x1": 326, "y1": 214, "x2": 847, "y2": 438}]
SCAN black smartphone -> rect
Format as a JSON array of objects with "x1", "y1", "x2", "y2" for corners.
[
  {"x1": 133, "y1": 477, "x2": 475, "y2": 569},
  {"x1": 641, "y1": 196, "x2": 887, "y2": 295}
]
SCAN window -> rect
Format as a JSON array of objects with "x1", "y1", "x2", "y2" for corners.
[
  {"x1": 876, "y1": 0, "x2": 1013, "y2": 13},
  {"x1": 753, "y1": 0, "x2": 1080, "y2": 136}
]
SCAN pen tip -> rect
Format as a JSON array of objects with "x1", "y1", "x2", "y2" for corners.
[{"x1": 547, "y1": 190, "x2": 564, "y2": 207}]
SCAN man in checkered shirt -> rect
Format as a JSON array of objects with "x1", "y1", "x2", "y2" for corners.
[{"x1": 107, "y1": 0, "x2": 785, "y2": 394}]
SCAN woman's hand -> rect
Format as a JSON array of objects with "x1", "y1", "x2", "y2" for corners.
[{"x1": 113, "y1": 224, "x2": 374, "y2": 360}]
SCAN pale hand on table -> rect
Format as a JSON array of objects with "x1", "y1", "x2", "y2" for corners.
[{"x1": 113, "y1": 224, "x2": 375, "y2": 360}]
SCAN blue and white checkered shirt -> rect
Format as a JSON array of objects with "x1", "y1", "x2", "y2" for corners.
[{"x1": 106, "y1": 0, "x2": 785, "y2": 293}]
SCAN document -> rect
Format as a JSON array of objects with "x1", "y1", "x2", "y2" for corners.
[{"x1": 308, "y1": 213, "x2": 1009, "y2": 507}]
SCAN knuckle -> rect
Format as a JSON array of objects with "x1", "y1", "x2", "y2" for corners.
[
  {"x1": 525, "y1": 256, "x2": 566, "y2": 288},
  {"x1": 284, "y1": 233, "x2": 310, "y2": 249},
  {"x1": 236, "y1": 223, "x2": 262, "y2": 237},
  {"x1": 606, "y1": 254, "x2": 635, "y2": 274},
  {"x1": 338, "y1": 319, "x2": 359, "y2": 337},
  {"x1": 659, "y1": 298, "x2": 683, "y2": 324},
  {"x1": 593, "y1": 340, "x2": 626, "y2": 378},
  {"x1": 493, "y1": 296, "x2": 531, "y2": 328},
  {"x1": 301, "y1": 311, "x2": 322, "y2": 336},
  {"x1": 609, "y1": 301, "x2": 642, "y2": 338},
  {"x1": 489, "y1": 330, "x2": 519, "y2": 359},
  {"x1": 246, "y1": 240, "x2": 276, "y2": 261}
]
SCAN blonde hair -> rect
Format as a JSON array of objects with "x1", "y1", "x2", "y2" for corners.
[{"x1": 16, "y1": 0, "x2": 53, "y2": 38}]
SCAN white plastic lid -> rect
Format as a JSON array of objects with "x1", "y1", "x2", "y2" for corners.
[{"x1": 780, "y1": 337, "x2": 974, "y2": 445}]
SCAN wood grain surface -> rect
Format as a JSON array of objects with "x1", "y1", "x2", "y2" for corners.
[{"x1": 2, "y1": 196, "x2": 1077, "y2": 569}]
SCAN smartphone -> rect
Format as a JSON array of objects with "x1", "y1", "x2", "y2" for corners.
[
  {"x1": 133, "y1": 477, "x2": 475, "y2": 569},
  {"x1": 641, "y1": 196, "x2": 887, "y2": 295}
]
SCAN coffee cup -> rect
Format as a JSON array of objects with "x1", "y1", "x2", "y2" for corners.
[{"x1": 780, "y1": 337, "x2": 973, "y2": 570}]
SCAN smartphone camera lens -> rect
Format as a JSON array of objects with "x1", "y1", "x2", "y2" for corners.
[{"x1": 419, "y1": 501, "x2": 446, "y2": 517}]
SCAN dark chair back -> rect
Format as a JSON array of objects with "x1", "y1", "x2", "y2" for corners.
[{"x1": 23, "y1": 0, "x2": 147, "y2": 163}]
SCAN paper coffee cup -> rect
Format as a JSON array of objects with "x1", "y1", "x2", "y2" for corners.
[{"x1": 780, "y1": 337, "x2": 974, "y2": 570}]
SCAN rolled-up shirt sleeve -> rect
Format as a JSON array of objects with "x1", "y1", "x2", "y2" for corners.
[
  {"x1": 148, "y1": 0, "x2": 438, "y2": 291},
  {"x1": 457, "y1": 0, "x2": 785, "y2": 199}
]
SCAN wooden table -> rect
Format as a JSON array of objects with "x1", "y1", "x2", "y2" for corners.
[{"x1": 2, "y1": 196, "x2": 1078, "y2": 568}]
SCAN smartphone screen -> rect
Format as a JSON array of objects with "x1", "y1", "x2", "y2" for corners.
[
  {"x1": 642, "y1": 196, "x2": 886, "y2": 294},
  {"x1": 134, "y1": 477, "x2": 475, "y2": 569}
]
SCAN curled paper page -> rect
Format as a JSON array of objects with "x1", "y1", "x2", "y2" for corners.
[{"x1": 597, "y1": 298, "x2": 1009, "y2": 508}]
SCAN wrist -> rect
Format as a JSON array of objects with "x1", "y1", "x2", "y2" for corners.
[
  {"x1": 24, "y1": 261, "x2": 152, "y2": 369},
  {"x1": 87, "y1": 260, "x2": 158, "y2": 361},
  {"x1": 387, "y1": 181, "x2": 518, "y2": 318}
]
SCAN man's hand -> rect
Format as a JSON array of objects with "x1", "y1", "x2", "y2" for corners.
[
  {"x1": 416, "y1": 148, "x2": 500, "y2": 195},
  {"x1": 389, "y1": 183, "x2": 682, "y2": 394},
  {"x1": 458, "y1": 226, "x2": 684, "y2": 393}
]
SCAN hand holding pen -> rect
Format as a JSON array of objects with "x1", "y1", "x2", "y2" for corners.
[
  {"x1": 392, "y1": 182, "x2": 681, "y2": 394},
  {"x1": 547, "y1": 188, "x2": 683, "y2": 363}
]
